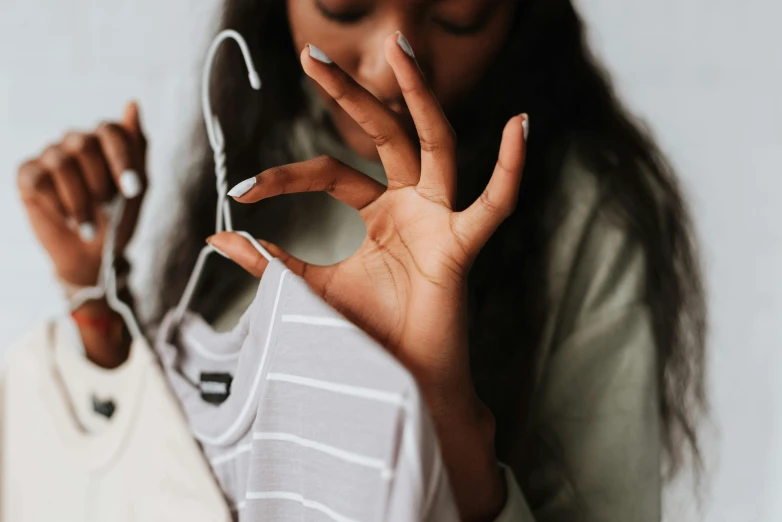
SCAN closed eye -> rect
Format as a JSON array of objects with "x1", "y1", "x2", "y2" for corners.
[
  {"x1": 316, "y1": 0, "x2": 372, "y2": 24},
  {"x1": 433, "y1": 13, "x2": 492, "y2": 36}
]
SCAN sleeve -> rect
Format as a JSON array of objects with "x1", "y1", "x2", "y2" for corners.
[
  {"x1": 491, "y1": 206, "x2": 662, "y2": 522},
  {"x1": 492, "y1": 463, "x2": 535, "y2": 521}
]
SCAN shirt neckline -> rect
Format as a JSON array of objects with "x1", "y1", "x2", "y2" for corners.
[
  {"x1": 157, "y1": 258, "x2": 290, "y2": 447},
  {"x1": 40, "y1": 320, "x2": 150, "y2": 472}
]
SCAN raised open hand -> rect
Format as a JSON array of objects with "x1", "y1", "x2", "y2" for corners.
[{"x1": 209, "y1": 32, "x2": 527, "y2": 519}]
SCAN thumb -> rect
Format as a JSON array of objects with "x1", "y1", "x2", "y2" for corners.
[
  {"x1": 121, "y1": 101, "x2": 146, "y2": 145},
  {"x1": 207, "y1": 232, "x2": 329, "y2": 291}
]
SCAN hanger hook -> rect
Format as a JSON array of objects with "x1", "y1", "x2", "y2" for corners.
[
  {"x1": 172, "y1": 29, "x2": 273, "y2": 327},
  {"x1": 202, "y1": 29, "x2": 261, "y2": 152}
]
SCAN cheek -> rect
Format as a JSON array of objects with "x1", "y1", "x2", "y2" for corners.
[
  {"x1": 286, "y1": 0, "x2": 311, "y2": 54},
  {"x1": 286, "y1": 0, "x2": 362, "y2": 70},
  {"x1": 428, "y1": 25, "x2": 515, "y2": 108}
]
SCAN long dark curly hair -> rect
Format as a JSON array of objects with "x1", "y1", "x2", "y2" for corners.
[{"x1": 152, "y1": 0, "x2": 707, "y2": 500}]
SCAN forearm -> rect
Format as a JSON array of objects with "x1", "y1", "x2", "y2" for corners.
[{"x1": 426, "y1": 388, "x2": 507, "y2": 522}]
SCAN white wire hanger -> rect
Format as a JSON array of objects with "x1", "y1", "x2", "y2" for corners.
[
  {"x1": 172, "y1": 29, "x2": 273, "y2": 326},
  {"x1": 68, "y1": 197, "x2": 145, "y2": 341}
]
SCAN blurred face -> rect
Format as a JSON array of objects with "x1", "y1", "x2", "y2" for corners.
[{"x1": 286, "y1": 0, "x2": 517, "y2": 159}]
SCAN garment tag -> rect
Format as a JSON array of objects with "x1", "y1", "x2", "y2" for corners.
[
  {"x1": 199, "y1": 372, "x2": 233, "y2": 405},
  {"x1": 91, "y1": 394, "x2": 116, "y2": 419}
]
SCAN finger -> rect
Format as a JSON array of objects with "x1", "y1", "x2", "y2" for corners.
[
  {"x1": 20, "y1": 179, "x2": 78, "y2": 252},
  {"x1": 95, "y1": 121, "x2": 144, "y2": 200},
  {"x1": 62, "y1": 132, "x2": 113, "y2": 201},
  {"x1": 228, "y1": 155, "x2": 385, "y2": 214},
  {"x1": 121, "y1": 101, "x2": 147, "y2": 154},
  {"x1": 39, "y1": 145, "x2": 97, "y2": 241},
  {"x1": 454, "y1": 114, "x2": 527, "y2": 251},
  {"x1": 385, "y1": 32, "x2": 457, "y2": 204},
  {"x1": 18, "y1": 160, "x2": 80, "y2": 259},
  {"x1": 206, "y1": 232, "x2": 331, "y2": 294},
  {"x1": 301, "y1": 44, "x2": 420, "y2": 188},
  {"x1": 17, "y1": 159, "x2": 69, "y2": 227}
]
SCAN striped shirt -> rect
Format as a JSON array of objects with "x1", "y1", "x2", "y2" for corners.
[{"x1": 156, "y1": 258, "x2": 458, "y2": 522}]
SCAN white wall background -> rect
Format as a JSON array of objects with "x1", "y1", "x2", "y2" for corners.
[{"x1": 0, "y1": 1, "x2": 779, "y2": 520}]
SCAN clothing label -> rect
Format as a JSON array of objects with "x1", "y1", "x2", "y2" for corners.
[
  {"x1": 199, "y1": 372, "x2": 233, "y2": 405},
  {"x1": 91, "y1": 394, "x2": 116, "y2": 419}
]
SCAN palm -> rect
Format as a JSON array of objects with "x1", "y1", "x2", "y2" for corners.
[{"x1": 324, "y1": 187, "x2": 467, "y2": 380}]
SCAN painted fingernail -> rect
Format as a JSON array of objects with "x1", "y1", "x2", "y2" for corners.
[
  {"x1": 79, "y1": 222, "x2": 97, "y2": 242},
  {"x1": 521, "y1": 114, "x2": 530, "y2": 141},
  {"x1": 119, "y1": 169, "x2": 142, "y2": 199},
  {"x1": 206, "y1": 238, "x2": 231, "y2": 259},
  {"x1": 396, "y1": 31, "x2": 415, "y2": 59},
  {"x1": 227, "y1": 177, "x2": 257, "y2": 198},
  {"x1": 308, "y1": 44, "x2": 333, "y2": 64}
]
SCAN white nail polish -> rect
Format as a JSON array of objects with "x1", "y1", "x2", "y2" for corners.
[
  {"x1": 227, "y1": 177, "x2": 257, "y2": 198},
  {"x1": 79, "y1": 222, "x2": 96, "y2": 242},
  {"x1": 396, "y1": 32, "x2": 415, "y2": 59},
  {"x1": 308, "y1": 44, "x2": 333, "y2": 64},
  {"x1": 522, "y1": 117, "x2": 530, "y2": 140},
  {"x1": 119, "y1": 169, "x2": 142, "y2": 199}
]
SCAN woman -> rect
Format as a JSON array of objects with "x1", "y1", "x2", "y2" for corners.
[{"x1": 16, "y1": 0, "x2": 707, "y2": 520}]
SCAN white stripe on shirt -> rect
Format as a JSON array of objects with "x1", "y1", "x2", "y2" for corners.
[
  {"x1": 266, "y1": 372, "x2": 406, "y2": 406},
  {"x1": 281, "y1": 314, "x2": 356, "y2": 329},
  {"x1": 245, "y1": 491, "x2": 359, "y2": 522},
  {"x1": 253, "y1": 431, "x2": 393, "y2": 479}
]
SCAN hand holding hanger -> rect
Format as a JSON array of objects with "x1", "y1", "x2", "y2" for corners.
[
  {"x1": 208, "y1": 33, "x2": 527, "y2": 520},
  {"x1": 17, "y1": 103, "x2": 147, "y2": 290},
  {"x1": 17, "y1": 103, "x2": 147, "y2": 367}
]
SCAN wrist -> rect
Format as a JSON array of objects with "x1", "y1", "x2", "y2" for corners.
[
  {"x1": 426, "y1": 388, "x2": 506, "y2": 521},
  {"x1": 65, "y1": 256, "x2": 135, "y2": 370},
  {"x1": 57, "y1": 256, "x2": 131, "y2": 305},
  {"x1": 72, "y1": 306, "x2": 131, "y2": 369},
  {"x1": 71, "y1": 307, "x2": 123, "y2": 338}
]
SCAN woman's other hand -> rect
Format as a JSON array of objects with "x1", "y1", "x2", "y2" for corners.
[
  {"x1": 16, "y1": 102, "x2": 147, "y2": 288},
  {"x1": 209, "y1": 33, "x2": 526, "y2": 520},
  {"x1": 16, "y1": 102, "x2": 147, "y2": 369}
]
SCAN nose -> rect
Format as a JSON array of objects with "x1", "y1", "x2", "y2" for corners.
[
  {"x1": 355, "y1": 26, "x2": 418, "y2": 114},
  {"x1": 357, "y1": 33, "x2": 403, "y2": 111}
]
